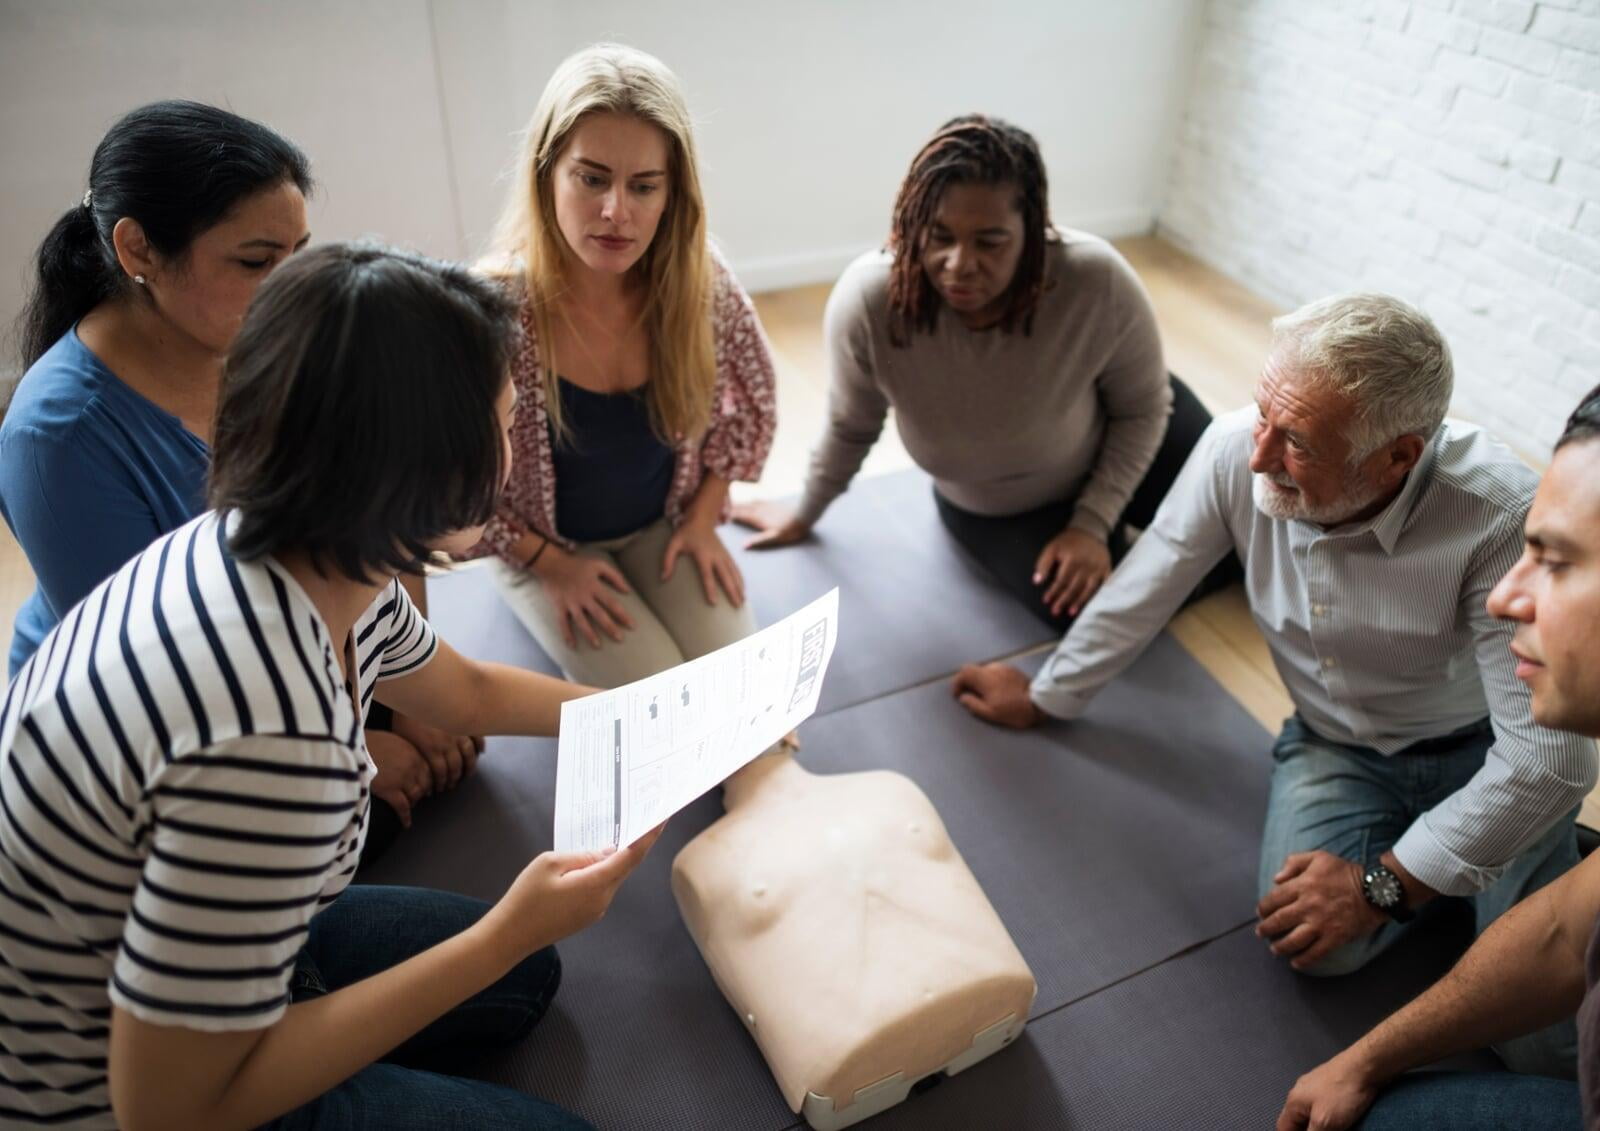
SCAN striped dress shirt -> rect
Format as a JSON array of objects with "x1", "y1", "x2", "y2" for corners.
[
  {"x1": 0, "y1": 511, "x2": 437, "y2": 1128},
  {"x1": 1031, "y1": 408, "x2": 1596, "y2": 897}
]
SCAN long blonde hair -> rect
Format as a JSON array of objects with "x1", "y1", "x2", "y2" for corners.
[{"x1": 488, "y1": 43, "x2": 715, "y2": 444}]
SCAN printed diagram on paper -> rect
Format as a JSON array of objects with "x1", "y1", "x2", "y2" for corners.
[{"x1": 554, "y1": 589, "x2": 839, "y2": 852}]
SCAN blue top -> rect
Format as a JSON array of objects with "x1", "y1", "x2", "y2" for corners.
[
  {"x1": 550, "y1": 378, "x2": 674, "y2": 543},
  {"x1": 0, "y1": 328, "x2": 209, "y2": 676}
]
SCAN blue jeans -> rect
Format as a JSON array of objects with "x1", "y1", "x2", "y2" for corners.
[
  {"x1": 1261, "y1": 715, "x2": 1580, "y2": 1077},
  {"x1": 260, "y1": 885, "x2": 591, "y2": 1130},
  {"x1": 1358, "y1": 1071, "x2": 1579, "y2": 1129}
]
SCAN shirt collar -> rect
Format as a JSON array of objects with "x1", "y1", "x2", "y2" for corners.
[{"x1": 1318, "y1": 428, "x2": 1441, "y2": 555}]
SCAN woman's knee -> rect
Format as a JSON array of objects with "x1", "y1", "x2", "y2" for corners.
[{"x1": 449, "y1": 945, "x2": 565, "y2": 1050}]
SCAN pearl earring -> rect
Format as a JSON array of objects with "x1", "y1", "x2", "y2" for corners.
[{"x1": 134, "y1": 275, "x2": 146, "y2": 285}]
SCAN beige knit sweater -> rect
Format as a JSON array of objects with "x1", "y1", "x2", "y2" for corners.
[{"x1": 796, "y1": 231, "x2": 1171, "y2": 540}]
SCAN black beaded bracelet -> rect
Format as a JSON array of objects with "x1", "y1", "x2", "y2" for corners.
[{"x1": 522, "y1": 537, "x2": 550, "y2": 571}]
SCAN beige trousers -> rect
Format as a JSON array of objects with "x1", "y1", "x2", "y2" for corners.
[{"x1": 490, "y1": 516, "x2": 758, "y2": 689}]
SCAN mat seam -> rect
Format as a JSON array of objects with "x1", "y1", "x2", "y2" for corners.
[{"x1": 810, "y1": 638, "x2": 1058, "y2": 719}]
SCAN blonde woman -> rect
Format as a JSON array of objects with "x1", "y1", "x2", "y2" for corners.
[{"x1": 470, "y1": 44, "x2": 776, "y2": 688}]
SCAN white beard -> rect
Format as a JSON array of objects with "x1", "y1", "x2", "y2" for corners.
[{"x1": 1252, "y1": 470, "x2": 1387, "y2": 526}]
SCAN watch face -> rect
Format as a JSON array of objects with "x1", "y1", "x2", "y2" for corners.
[{"x1": 1366, "y1": 868, "x2": 1402, "y2": 908}]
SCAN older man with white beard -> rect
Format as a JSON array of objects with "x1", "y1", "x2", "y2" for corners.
[{"x1": 954, "y1": 293, "x2": 1596, "y2": 1077}]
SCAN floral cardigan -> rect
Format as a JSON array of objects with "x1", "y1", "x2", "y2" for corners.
[{"x1": 466, "y1": 249, "x2": 778, "y2": 564}]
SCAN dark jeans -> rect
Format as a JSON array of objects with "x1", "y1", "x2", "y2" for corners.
[
  {"x1": 934, "y1": 373, "x2": 1242, "y2": 631},
  {"x1": 1358, "y1": 1070, "x2": 1579, "y2": 1129},
  {"x1": 260, "y1": 885, "x2": 591, "y2": 1131}
]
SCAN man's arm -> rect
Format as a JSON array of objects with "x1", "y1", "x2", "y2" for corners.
[
  {"x1": 1388, "y1": 522, "x2": 1598, "y2": 897},
  {"x1": 1028, "y1": 417, "x2": 1240, "y2": 720},
  {"x1": 955, "y1": 415, "x2": 1244, "y2": 728},
  {"x1": 1276, "y1": 849, "x2": 1600, "y2": 1130}
]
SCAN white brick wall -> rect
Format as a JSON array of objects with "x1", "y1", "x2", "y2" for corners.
[{"x1": 1159, "y1": 0, "x2": 1600, "y2": 457}]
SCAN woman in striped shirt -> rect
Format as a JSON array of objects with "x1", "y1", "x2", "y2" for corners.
[{"x1": 0, "y1": 242, "x2": 657, "y2": 1129}]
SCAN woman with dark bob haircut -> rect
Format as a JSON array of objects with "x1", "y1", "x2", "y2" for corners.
[
  {"x1": 0, "y1": 242, "x2": 656, "y2": 1130},
  {"x1": 1, "y1": 99, "x2": 483, "y2": 859},
  {"x1": 737, "y1": 115, "x2": 1236, "y2": 630}
]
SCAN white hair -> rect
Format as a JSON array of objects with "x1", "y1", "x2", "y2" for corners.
[{"x1": 1270, "y1": 293, "x2": 1453, "y2": 460}]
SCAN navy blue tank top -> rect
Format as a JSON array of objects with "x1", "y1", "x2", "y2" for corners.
[{"x1": 551, "y1": 378, "x2": 675, "y2": 543}]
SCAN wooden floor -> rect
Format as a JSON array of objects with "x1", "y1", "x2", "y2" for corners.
[{"x1": 1, "y1": 234, "x2": 1593, "y2": 823}]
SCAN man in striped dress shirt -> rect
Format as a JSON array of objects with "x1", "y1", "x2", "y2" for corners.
[
  {"x1": 955, "y1": 293, "x2": 1595, "y2": 1077},
  {"x1": 1277, "y1": 386, "x2": 1600, "y2": 1130}
]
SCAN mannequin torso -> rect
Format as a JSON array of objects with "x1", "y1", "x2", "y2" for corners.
[{"x1": 672, "y1": 752, "x2": 1036, "y2": 1123}]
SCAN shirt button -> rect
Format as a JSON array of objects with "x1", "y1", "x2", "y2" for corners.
[
  {"x1": 1312, "y1": 604, "x2": 1328, "y2": 616},
  {"x1": 1322, "y1": 657, "x2": 1338, "y2": 669}
]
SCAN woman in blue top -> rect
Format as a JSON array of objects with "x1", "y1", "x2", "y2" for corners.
[
  {"x1": 1, "y1": 100, "x2": 473, "y2": 851},
  {"x1": 4, "y1": 101, "x2": 309, "y2": 675}
]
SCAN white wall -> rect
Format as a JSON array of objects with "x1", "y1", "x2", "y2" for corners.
[
  {"x1": 1160, "y1": 0, "x2": 1600, "y2": 458},
  {"x1": 0, "y1": 0, "x2": 463, "y2": 366},
  {"x1": 0, "y1": 0, "x2": 1203, "y2": 372}
]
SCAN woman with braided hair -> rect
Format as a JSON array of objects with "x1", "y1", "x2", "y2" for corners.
[{"x1": 735, "y1": 114, "x2": 1232, "y2": 629}]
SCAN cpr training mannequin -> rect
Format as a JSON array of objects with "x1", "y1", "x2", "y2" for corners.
[{"x1": 672, "y1": 749, "x2": 1036, "y2": 1129}]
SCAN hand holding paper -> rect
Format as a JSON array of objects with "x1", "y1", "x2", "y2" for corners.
[{"x1": 554, "y1": 589, "x2": 839, "y2": 852}]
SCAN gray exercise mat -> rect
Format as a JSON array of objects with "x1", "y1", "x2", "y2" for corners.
[
  {"x1": 726, "y1": 469, "x2": 1057, "y2": 714},
  {"x1": 425, "y1": 565, "x2": 562, "y2": 675},
  {"x1": 431, "y1": 470, "x2": 1053, "y2": 720},
  {"x1": 792, "y1": 640, "x2": 1273, "y2": 1014},
  {"x1": 360, "y1": 747, "x2": 797, "y2": 1130},
  {"x1": 837, "y1": 918, "x2": 1481, "y2": 1131},
  {"x1": 363, "y1": 628, "x2": 1285, "y2": 1129}
]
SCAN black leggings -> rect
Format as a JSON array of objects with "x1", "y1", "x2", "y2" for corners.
[{"x1": 935, "y1": 373, "x2": 1242, "y2": 632}]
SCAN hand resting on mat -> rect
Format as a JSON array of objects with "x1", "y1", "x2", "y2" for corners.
[
  {"x1": 952, "y1": 662, "x2": 1045, "y2": 729},
  {"x1": 730, "y1": 498, "x2": 813, "y2": 550}
]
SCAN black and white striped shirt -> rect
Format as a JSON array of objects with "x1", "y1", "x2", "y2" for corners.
[
  {"x1": 0, "y1": 511, "x2": 437, "y2": 1127},
  {"x1": 1032, "y1": 409, "x2": 1598, "y2": 897}
]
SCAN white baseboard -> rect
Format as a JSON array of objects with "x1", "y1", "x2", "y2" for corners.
[
  {"x1": 732, "y1": 244, "x2": 874, "y2": 295},
  {"x1": 731, "y1": 208, "x2": 1156, "y2": 295},
  {"x1": 1068, "y1": 206, "x2": 1158, "y2": 241}
]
